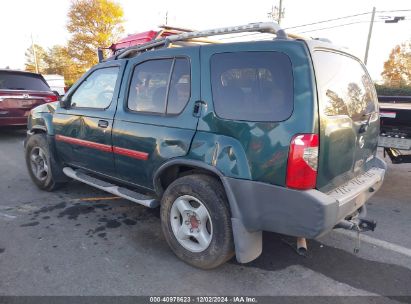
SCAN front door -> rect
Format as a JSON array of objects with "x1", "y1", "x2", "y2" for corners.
[
  {"x1": 54, "y1": 61, "x2": 126, "y2": 176},
  {"x1": 112, "y1": 47, "x2": 201, "y2": 190}
]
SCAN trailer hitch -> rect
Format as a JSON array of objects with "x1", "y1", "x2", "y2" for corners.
[
  {"x1": 334, "y1": 217, "x2": 377, "y2": 253},
  {"x1": 358, "y1": 218, "x2": 377, "y2": 232}
]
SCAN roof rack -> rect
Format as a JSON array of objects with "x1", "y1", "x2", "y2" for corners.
[
  {"x1": 116, "y1": 22, "x2": 287, "y2": 60},
  {"x1": 158, "y1": 24, "x2": 195, "y2": 33}
]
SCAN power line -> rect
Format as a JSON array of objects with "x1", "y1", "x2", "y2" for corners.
[
  {"x1": 217, "y1": 9, "x2": 411, "y2": 42},
  {"x1": 284, "y1": 9, "x2": 411, "y2": 30},
  {"x1": 376, "y1": 9, "x2": 411, "y2": 13},
  {"x1": 284, "y1": 11, "x2": 371, "y2": 30},
  {"x1": 299, "y1": 20, "x2": 378, "y2": 34},
  {"x1": 298, "y1": 19, "x2": 410, "y2": 34}
]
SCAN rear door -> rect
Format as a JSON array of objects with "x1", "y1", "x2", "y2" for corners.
[
  {"x1": 54, "y1": 61, "x2": 126, "y2": 176},
  {"x1": 312, "y1": 50, "x2": 379, "y2": 191},
  {"x1": 112, "y1": 47, "x2": 200, "y2": 190}
]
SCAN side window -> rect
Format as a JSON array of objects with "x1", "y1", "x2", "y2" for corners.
[
  {"x1": 313, "y1": 51, "x2": 377, "y2": 120},
  {"x1": 71, "y1": 67, "x2": 119, "y2": 109},
  {"x1": 127, "y1": 58, "x2": 191, "y2": 115},
  {"x1": 167, "y1": 58, "x2": 191, "y2": 114},
  {"x1": 128, "y1": 59, "x2": 173, "y2": 114},
  {"x1": 210, "y1": 51, "x2": 293, "y2": 122}
]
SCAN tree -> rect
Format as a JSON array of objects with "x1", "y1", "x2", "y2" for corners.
[
  {"x1": 23, "y1": 0, "x2": 124, "y2": 85},
  {"x1": 66, "y1": 0, "x2": 124, "y2": 70},
  {"x1": 43, "y1": 45, "x2": 83, "y2": 85},
  {"x1": 25, "y1": 44, "x2": 48, "y2": 73},
  {"x1": 43, "y1": 45, "x2": 68, "y2": 75},
  {"x1": 381, "y1": 42, "x2": 411, "y2": 86}
]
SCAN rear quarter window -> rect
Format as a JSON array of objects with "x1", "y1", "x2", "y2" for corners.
[
  {"x1": 313, "y1": 51, "x2": 377, "y2": 120},
  {"x1": 0, "y1": 72, "x2": 50, "y2": 91},
  {"x1": 210, "y1": 51, "x2": 293, "y2": 122}
]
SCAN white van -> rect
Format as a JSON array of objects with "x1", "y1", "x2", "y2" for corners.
[{"x1": 43, "y1": 74, "x2": 65, "y2": 96}]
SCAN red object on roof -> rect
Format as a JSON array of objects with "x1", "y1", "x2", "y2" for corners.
[
  {"x1": 109, "y1": 29, "x2": 181, "y2": 54},
  {"x1": 109, "y1": 31, "x2": 158, "y2": 53}
]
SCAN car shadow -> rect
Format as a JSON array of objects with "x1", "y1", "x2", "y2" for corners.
[
  {"x1": 0, "y1": 126, "x2": 27, "y2": 139},
  {"x1": 230, "y1": 232, "x2": 411, "y2": 299}
]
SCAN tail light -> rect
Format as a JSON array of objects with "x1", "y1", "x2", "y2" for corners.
[
  {"x1": 286, "y1": 133, "x2": 319, "y2": 190},
  {"x1": 45, "y1": 94, "x2": 58, "y2": 102}
]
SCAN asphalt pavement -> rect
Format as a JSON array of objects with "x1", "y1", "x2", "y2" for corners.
[{"x1": 0, "y1": 127, "x2": 410, "y2": 302}]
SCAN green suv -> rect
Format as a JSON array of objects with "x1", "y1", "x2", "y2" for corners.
[{"x1": 24, "y1": 23, "x2": 386, "y2": 269}]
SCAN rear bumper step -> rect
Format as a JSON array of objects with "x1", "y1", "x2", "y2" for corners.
[{"x1": 62, "y1": 167, "x2": 159, "y2": 208}]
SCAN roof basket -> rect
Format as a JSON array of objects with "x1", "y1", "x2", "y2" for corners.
[{"x1": 116, "y1": 22, "x2": 287, "y2": 60}]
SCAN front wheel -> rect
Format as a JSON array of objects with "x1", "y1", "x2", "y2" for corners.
[
  {"x1": 160, "y1": 174, "x2": 234, "y2": 269},
  {"x1": 25, "y1": 133, "x2": 63, "y2": 191}
]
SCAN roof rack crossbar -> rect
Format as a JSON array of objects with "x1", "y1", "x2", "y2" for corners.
[
  {"x1": 117, "y1": 22, "x2": 286, "y2": 59},
  {"x1": 158, "y1": 24, "x2": 195, "y2": 32}
]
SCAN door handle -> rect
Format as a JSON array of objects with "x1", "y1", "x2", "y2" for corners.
[
  {"x1": 98, "y1": 120, "x2": 109, "y2": 128},
  {"x1": 193, "y1": 101, "x2": 204, "y2": 117}
]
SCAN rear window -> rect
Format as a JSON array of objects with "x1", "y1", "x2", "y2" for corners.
[
  {"x1": 210, "y1": 51, "x2": 293, "y2": 122},
  {"x1": 0, "y1": 72, "x2": 51, "y2": 91},
  {"x1": 313, "y1": 51, "x2": 377, "y2": 120}
]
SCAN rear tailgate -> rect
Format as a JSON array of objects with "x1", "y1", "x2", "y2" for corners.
[
  {"x1": 0, "y1": 71, "x2": 56, "y2": 119},
  {"x1": 379, "y1": 99, "x2": 411, "y2": 150},
  {"x1": 0, "y1": 90, "x2": 57, "y2": 118},
  {"x1": 312, "y1": 50, "x2": 380, "y2": 192}
]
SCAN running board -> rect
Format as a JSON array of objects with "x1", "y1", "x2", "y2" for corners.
[{"x1": 62, "y1": 167, "x2": 159, "y2": 208}]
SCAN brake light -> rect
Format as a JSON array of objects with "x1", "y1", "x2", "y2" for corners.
[
  {"x1": 286, "y1": 134, "x2": 319, "y2": 190},
  {"x1": 45, "y1": 94, "x2": 58, "y2": 102}
]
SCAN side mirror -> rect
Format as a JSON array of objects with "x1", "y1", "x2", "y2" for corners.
[{"x1": 59, "y1": 97, "x2": 69, "y2": 109}]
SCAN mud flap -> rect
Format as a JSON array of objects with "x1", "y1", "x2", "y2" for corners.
[{"x1": 231, "y1": 218, "x2": 262, "y2": 263}]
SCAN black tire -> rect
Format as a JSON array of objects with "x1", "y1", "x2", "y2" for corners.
[
  {"x1": 25, "y1": 133, "x2": 64, "y2": 191},
  {"x1": 160, "y1": 174, "x2": 234, "y2": 269}
]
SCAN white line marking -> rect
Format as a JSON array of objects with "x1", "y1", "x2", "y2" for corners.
[
  {"x1": 335, "y1": 229, "x2": 411, "y2": 258},
  {"x1": 0, "y1": 212, "x2": 17, "y2": 219}
]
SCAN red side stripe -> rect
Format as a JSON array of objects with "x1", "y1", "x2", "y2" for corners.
[
  {"x1": 55, "y1": 134, "x2": 149, "y2": 160},
  {"x1": 55, "y1": 134, "x2": 113, "y2": 153},
  {"x1": 113, "y1": 146, "x2": 149, "y2": 160}
]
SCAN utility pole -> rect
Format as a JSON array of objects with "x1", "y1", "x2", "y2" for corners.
[
  {"x1": 165, "y1": 11, "x2": 168, "y2": 25},
  {"x1": 364, "y1": 7, "x2": 376, "y2": 66},
  {"x1": 31, "y1": 34, "x2": 39, "y2": 73},
  {"x1": 277, "y1": 0, "x2": 283, "y2": 25},
  {"x1": 267, "y1": 0, "x2": 285, "y2": 25}
]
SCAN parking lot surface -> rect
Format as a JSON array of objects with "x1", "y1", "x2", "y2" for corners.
[{"x1": 0, "y1": 128, "x2": 410, "y2": 301}]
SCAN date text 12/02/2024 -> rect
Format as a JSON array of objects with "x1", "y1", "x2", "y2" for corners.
[{"x1": 149, "y1": 296, "x2": 257, "y2": 303}]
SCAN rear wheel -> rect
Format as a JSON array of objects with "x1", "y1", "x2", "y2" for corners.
[
  {"x1": 25, "y1": 133, "x2": 63, "y2": 191},
  {"x1": 160, "y1": 174, "x2": 234, "y2": 269}
]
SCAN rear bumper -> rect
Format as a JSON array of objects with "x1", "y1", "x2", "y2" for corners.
[
  {"x1": 0, "y1": 117, "x2": 27, "y2": 126},
  {"x1": 378, "y1": 135, "x2": 411, "y2": 150},
  {"x1": 225, "y1": 156, "x2": 386, "y2": 239}
]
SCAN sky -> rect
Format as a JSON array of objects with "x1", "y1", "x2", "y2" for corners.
[{"x1": 0, "y1": 0, "x2": 410, "y2": 81}]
